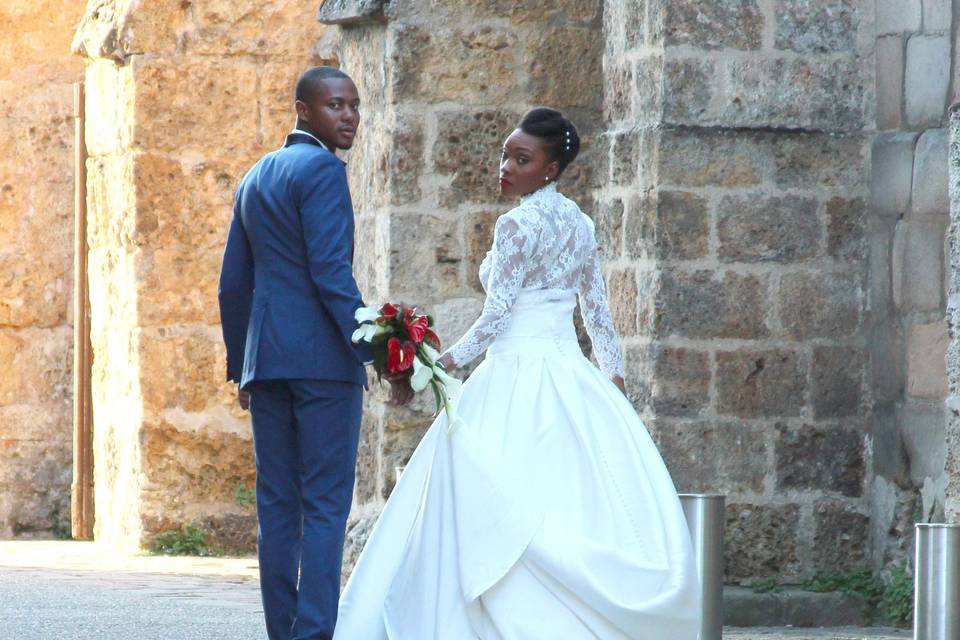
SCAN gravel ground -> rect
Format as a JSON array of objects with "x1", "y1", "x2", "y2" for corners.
[{"x1": 0, "y1": 566, "x2": 265, "y2": 640}]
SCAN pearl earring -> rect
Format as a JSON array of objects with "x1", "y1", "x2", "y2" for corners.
[{"x1": 544, "y1": 176, "x2": 549, "y2": 182}]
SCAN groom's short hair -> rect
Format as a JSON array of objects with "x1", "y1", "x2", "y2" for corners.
[{"x1": 295, "y1": 66, "x2": 352, "y2": 102}]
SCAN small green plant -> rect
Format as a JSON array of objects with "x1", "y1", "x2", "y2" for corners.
[
  {"x1": 879, "y1": 564, "x2": 913, "y2": 627},
  {"x1": 751, "y1": 576, "x2": 782, "y2": 594},
  {"x1": 234, "y1": 482, "x2": 256, "y2": 508},
  {"x1": 803, "y1": 567, "x2": 885, "y2": 623},
  {"x1": 149, "y1": 523, "x2": 214, "y2": 557}
]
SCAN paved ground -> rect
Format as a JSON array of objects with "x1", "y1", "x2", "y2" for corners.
[{"x1": 0, "y1": 542, "x2": 910, "y2": 640}]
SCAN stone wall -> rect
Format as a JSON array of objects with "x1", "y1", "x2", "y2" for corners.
[
  {"x1": 868, "y1": 0, "x2": 954, "y2": 565},
  {"x1": 74, "y1": 0, "x2": 327, "y2": 550},
  {"x1": 319, "y1": 0, "x2": 606, "y2": 575},
  {"x1": 0, "y1": 1, "x2": 87, "y2": 539},
  {"x1": 597, "y1": 0, "x2": 875, "y2": 583}
]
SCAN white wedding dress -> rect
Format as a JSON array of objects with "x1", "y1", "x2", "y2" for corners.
[{"x1": 334, "y1": 184, "x2": 702, "y2": 639}]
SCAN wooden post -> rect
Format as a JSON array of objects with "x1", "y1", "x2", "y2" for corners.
[{"x1": 71, "y1": 81, "x2": 94, "y2": 540}]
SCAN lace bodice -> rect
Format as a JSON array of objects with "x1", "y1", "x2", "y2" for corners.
[{"x1": 444, "y1": 183, "x2": 625, "y2": 378}]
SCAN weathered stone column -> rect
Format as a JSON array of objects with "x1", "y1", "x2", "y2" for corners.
[
  {"x1": 317, "y1": 0, "x2": 606, "y2": 572},
  {"x1": 74, "y1": 0, "x2": 328, "y2": 550},
  {"x1": 597, "y1": 0, "x2": 873, "y2": 583}
]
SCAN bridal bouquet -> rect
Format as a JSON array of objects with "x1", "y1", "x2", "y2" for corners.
[{"x1": 352, "y1": 303, "x2": 463, "y2": 431}]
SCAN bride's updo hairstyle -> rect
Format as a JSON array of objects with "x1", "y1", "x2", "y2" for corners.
[{"x1": 518, "y1": 108, "x2": 581, "y2": 178}]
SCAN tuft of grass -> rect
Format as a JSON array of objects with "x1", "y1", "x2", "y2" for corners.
[
  {"x1": 234, "y1": 483, "x2": 256, "y2": 508},
  {"x1": 879, "y1": 564, "x2": 913, "y2": 628},
  {"x1": 750, "y1": 576, "x2": 782, "y2": 594},
  {"x1": 149, "y1": 523, "x2": 215, "y2": 557}
]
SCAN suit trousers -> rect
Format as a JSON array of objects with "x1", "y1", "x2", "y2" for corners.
[{"x1": 248, "y1": 379, "x2": 363, "y2": 640}]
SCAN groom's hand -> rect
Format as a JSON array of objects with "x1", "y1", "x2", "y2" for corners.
[{"x1": 237, "y1": 387, "x2": 251, "y2": 411}]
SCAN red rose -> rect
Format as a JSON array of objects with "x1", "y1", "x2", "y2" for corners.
[{"x1": 386, "y1": 337, "x2": 416, "y2": 374}]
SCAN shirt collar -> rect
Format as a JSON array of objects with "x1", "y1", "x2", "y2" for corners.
[{"x1": 290, "y1": 128, "x2": 330, "y2": 152}]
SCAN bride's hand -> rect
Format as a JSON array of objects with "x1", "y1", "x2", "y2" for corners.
[
  {"x1": 612, "y1": 376, "x2": 626, "y2": 395},
  {"x1": 437, "y1": 353, "x2": 456, "y2": 371}
]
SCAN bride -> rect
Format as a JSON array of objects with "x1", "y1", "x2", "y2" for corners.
[{"x1": 334, "y1": 108, "x2": 702, "y2": 639}]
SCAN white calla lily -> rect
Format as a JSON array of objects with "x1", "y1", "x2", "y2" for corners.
[
  {"x1": 351, "y1": 323, "x2": 381, "y2": 344},
  {"x1": 410, "y1": 356, "x2": 434, "y2": 392},
  {"x1": 354, "y1": 306, "x2": 380, "y2": 323}
]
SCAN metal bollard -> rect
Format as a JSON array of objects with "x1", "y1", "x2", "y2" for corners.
[
  {"x1": 679, "y1": 494, "x2": 726, "y2": 640},
  {"x1": 915, "y1": 523, "x2": 960, "y2": 640}
]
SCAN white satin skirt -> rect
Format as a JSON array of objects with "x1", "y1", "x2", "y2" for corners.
[{"x1": 334, "y1": 290, "x2": 702, "y2": 639}]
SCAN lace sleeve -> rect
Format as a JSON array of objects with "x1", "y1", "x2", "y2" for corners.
[
  {"x1": 578, "y1": 237, "x2": 625, "y2": 378},
  {"x1": 444, "y1": 215, "x2": 529, "y2": 368}
]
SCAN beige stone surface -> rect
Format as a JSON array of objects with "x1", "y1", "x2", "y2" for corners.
[
  {"x1": 907, "y1": 321, "x2": 950, "y2": 399},
  {"x1": 0, "y1": 0, "x2": 85, "y2": 540}
]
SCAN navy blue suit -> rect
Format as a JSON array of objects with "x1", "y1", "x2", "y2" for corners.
[{"x1": 218, "y1": 131, "x2": 371, "y2": 640}]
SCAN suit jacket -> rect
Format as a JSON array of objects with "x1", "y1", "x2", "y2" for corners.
[{"x1": 218, "y1": 132, "x2": 371, "y2": 389}]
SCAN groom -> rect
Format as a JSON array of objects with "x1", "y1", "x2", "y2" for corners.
[{"x1": 218, "y1": 67, "x2": 411, "y2": 640}]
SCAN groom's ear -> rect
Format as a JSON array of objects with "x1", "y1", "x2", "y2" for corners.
[{"x1": 295, "y1": 99, "x2": 309, "y2": 120}]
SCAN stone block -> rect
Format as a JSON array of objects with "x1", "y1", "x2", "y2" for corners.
[
  {"x1": 900, "y1": 399, "x2": 947, "y2": 486},
  {"x1": 182, "y1": 0, "x2": 322, "y2": 57},
  {"x1": 137, "y1": 329, "x2": 226, "y2": 414},
  {"x1": 912, "y1": 128, "x2": 949, "y2": 216},
  {"x1": 317, "y1": 0, "x2": 385, "y2": 25},
  {"x1": 717, "y1": 194, "x2": 821, "y2": 263},
  {"x1": 907, "y1": 321, "x2": 949, "y2": 398},
  {"x1": 656, "y1": 270, "x2": 770, "y2": 339},
  {"x1": 871, "y1": 132, "x2": 918, "y2": 216},
  {"x1": 392, "y1": 25, "x2": 519, "y2": 104},
  {"x1": 610, "y1": 129, "x2": 640, "y2": 187},
  {"x1": 633, "y1": 54, "x2": 664, "y2": 125},
  {"x1": 450, "y1": 0, "x2": 600, "y2": 25},
  {"x1": 604, "y1": 61, "x2": 634, "y2": 125},
  {"x1": 773, "y1": 132, "x2": 865, "y2": 189},
  {"x1": 389, "y1": 112, "x2": 424, "y2": 206},
  {"x1": 775, "y1": 0, "x2": 857, "y2": 53},
  {"x1": 464, "y1": 210, "x2": 500, "y2": 293},
  {"x1": 662, "y1": 57, "x2": 715, "y2": 125},
  {"x1": 811, "y1": 346, "x2": 865, "y2": 419},
  {"x1": 84, "y1": 60, "x2": 135, "y2": 156},
  {"x1": 0, "y1": 249, "x2": 70, "y2": 329},
  {"x1": 664, "y1": 0, "x2": 763, "y2": 50},
  {"x1": 725, "y1": 503, "x2": 802, "y2": 581},
  {"x1": 388, "y1": 213, "x2": 461, "y2": 298},
  {"x1": 892, "y1": 219, "x2": 945, "y2": 312},
  {"x1": 136, "y1": 241, "x2": 225, "y2": 326},
  {"x1": 607, "y1": 268, "x2": 638, "y2": 337},
  {"x1": 778, "y1": 272, "x2": 861, "y2": 339},
  {"x1": 905, "y1": 35, "x2": 950, "y2": 129},
  {"x1": 591, "y1": 197, "x2": 624, "y2": 260},
  {"x1": 658, "y1": 127, "x2": 766, "y2": 188},
  {"x1": 876, "y1": 35, "x2": 905, "y2": 130},
  {"x1": 923, "y1": 0, "x2": 952, "y2": 31},
  {"x1": 0, "y1": 0, "x2": 85, "y2": 71},
  {"x1": 433, "y1": 108, "x2": 519, "y2": 207},
  {"x1": 657, "y1": 421, "x2": 768, "y2": 494},
  {"x1": 0, "y1": 328, "x2": 72, "y2": 407},
  {"x1": 716, "y1": 348, "x2": 806, "y2": 418},
  {"x1": 527, "y1": 27, "x2": 602, "y2": 110},
  {"x1": 876, "y1": 0, "x2": 922, "y2": 34},
  {"x1": 624, "y1": 345, "x2": 711, "y2": 417},
  {"x1": 812, "y1": 502, "x2": 869, "y2": 570},
  {"x1": 130, "y1": 57, "x2": 260, "y2": 158},
  {"x1": 664, "y1": 56, "x2": 865, "y2": 131},
  {"x1": 776, "y1": 424, "x2": 865, "y2": 496},
  {"x1": 140, "y1": 418, "x2": 254, "y2": 516},
  {"x1": 626, "y1": 189, "x2": 709, "y2": 261},
  {"x1": 827, "y1": 197, "x2": 867, "y2": 261}
]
